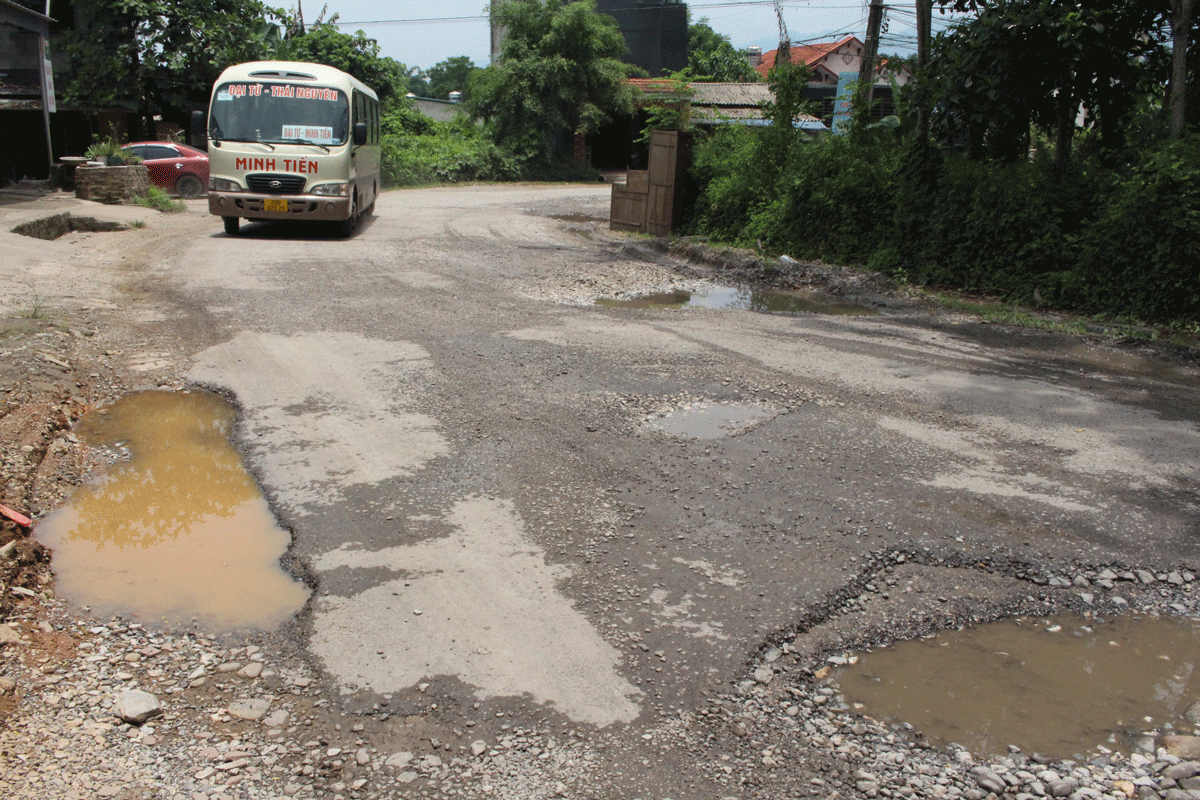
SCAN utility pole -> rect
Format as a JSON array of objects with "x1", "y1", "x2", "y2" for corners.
[
  {"x1": 859, "y1": 0, "x2": 885, "y2": 106},
  {"x1": 915, "y1": 0, "x2": 932, "y2": 139}
]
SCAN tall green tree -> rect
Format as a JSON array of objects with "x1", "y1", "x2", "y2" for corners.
[
  {"x1": 470, "y1": 0, "x2": 636, "y2": 168},
  {"x1": 915, "y1": 0, "x2": 1171, "y2": 164},
  {"x1": 277, "y1": 18, "x2": 409, "y2": 106},
  {"x1": 426, "y1": 56, "x2": 482, "y2": 102},
  {"x1": 60, "y1": 0, "x2": 281, "y2": 138},
  {"x1": 688, "y1": 18, "x2": 758, "y2": 82}
]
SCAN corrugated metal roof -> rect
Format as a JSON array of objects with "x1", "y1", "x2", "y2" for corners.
[{"x1": 688, "y1": 83, "x2": 774, "y2": 107}]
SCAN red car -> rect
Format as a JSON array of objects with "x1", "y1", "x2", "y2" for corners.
[{"x1": 121, "y1": 141, "x2": 210, "y2": 199}]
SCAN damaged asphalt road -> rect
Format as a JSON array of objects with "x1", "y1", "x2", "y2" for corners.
[{"x1": 9, "y1": 184, "x2": 1199, "y2": 799}]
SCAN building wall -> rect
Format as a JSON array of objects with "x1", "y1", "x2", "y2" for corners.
[
  {"x1": 490, "y1": 0, "x2": 688, "y2": 77},
  {"x1": 595, "y1": 0, "x2": 687, "y2": 77}
]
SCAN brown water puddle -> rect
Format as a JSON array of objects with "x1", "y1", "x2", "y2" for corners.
[
  {"x1": 834, "y1": 614, "x2": 1200, "y2": 759},
  {"x1": 37, "y1": 390, "x2": 309, "y2": 630}
]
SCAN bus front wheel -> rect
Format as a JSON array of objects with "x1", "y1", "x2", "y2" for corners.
[
  {"x1": 223, "y1": 216, "x2": 239, "y2": 235},
  {"x1": 337, "y1": 198, "x2": 357, "y2": 238}
]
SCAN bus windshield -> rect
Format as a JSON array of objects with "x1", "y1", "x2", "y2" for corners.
[{"x1": 210, "y1": 82, "x2": 349, "y2": 146}]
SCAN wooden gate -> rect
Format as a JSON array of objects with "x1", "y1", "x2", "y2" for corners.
[{"x1": 609, "y1": 130, "x2": 692, "y2": 235}]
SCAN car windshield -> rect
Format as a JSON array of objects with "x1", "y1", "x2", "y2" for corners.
[{"x1": 209, "y1": 82, "x2": 349, "y2": 146}]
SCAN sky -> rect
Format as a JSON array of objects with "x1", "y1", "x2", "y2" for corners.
[{"x1": 308, "y1": 1, "x2": 963, "y2": 74}]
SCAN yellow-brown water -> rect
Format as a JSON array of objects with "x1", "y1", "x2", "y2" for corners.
[
  {"x1": 37, "y1": 390, "x2": 309, "y2": 630},
  {"x1": 836, "y1": 614, "x2": 1200, "y2": 759}
]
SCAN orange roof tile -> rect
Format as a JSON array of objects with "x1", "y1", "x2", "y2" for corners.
[{"x1": 754, "y1": 36, "x2": 862, "y2": 80}]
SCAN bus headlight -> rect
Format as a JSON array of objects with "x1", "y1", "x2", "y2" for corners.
[
  {"x1": 209, "y1": 177, "x2": 241, "y2": 192},
  {"x1": 310, "y1": 182, "x2": 350, "y2": 197}
]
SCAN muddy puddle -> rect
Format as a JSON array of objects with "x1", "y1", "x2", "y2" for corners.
[
  {"x1": 646, "y1": 402, "x2": 773, "y2": 439},
  {"x1": 597, "y1": 285, "x2": 876, "y2": 315},
  {"x1": 834, "y1": 614, "x2": 1200, "y2": 759},
  {"x1": 1065, "y1": 344, "x2": 1194, "y2": 383},
  {"x1": 37, "y1": 390, "x2": 309, "y2": 630}
]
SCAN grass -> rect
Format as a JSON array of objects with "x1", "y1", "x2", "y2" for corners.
[
  {"x1": 934, "y1": 293, "x2": 1089, "y2": 334},
  {"x1": 134, "y1": 186, "x2": 185, "y2": 213},
  {"x1": 128, "y1": 220, "x2": 146, "y2": 229}
]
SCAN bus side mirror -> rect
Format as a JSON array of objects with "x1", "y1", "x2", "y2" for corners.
[{"x1": 353, "y1": 122, "x2": 368, "y2": 146}]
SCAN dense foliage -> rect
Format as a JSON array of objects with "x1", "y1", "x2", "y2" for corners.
[
  {"x1": 688, "y1": 18, "x2": 759, "y2": 83},
  {"x1": 689, "y1": 0, "x2": 1200, "y2": 325},
  {"x1": 470, "y1": 0, "x2": 636, "y2": 175},
  {"x1": 380, "y1": 107, "x2": 516, "y2": 186},
  {"x1": 424, "y1": 57, "x2": 483, "y2": 103},
  {"x1": 61, "y1": 0, "x2": 281, "y2": 136}
]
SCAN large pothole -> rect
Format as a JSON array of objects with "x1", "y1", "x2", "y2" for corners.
[{"x1": 35, "y1": 389, "x2": 309, "y2": 630}]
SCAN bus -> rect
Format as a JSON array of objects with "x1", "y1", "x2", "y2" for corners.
[{"x1": 201, "y1": 61, "x2": 381, "y2": 237}]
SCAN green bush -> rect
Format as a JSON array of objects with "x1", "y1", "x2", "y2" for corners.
[
  {"x1": 689, "y1": 125, "x2": 1200, "y2": 324},
  {"x1": 381, "y1": 115, "x2": 517, "y2": 186},
  {"x1": 1074, "y1": 135, "x2": 1200, "y2": 321}
]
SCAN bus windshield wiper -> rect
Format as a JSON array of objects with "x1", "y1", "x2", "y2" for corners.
[
  {"x1": 222, "y1": 138, "x2": 276, "y2": 150},
  {"x1": 269, "y1": 138, "x2": 331, "y2": 153}
]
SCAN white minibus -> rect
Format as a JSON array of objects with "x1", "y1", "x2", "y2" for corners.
[{"x1": 201, "y1": 61, "x2": 381, "y2": 237}]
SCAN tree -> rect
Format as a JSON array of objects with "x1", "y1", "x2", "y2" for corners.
[
  {"x1": 688, "y1": 18, "x2": 758, "y2": 82},
  {"x1": 60, "y1": 0, "x2": 282, "y2": 138},
  {"x1": 426, "y1": 56, "x2": 483, "y2": 102},
  {"x1": 277, "y1": 18, "x2": 409, "y2": 107},
  {"x1": 915, "y1": 0, "x2": 1170, "y2": 164},
  {"x1": 471, "y1": 0, "x2": 636, "y2": 167}
]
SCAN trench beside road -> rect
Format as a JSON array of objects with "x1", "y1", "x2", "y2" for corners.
[{"x1": 1, "y1": 184, "x2": 1199, "y2": 800}]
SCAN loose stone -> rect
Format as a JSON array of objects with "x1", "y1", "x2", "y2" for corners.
[{"x1": 115, "y1": 690, "x2": 162, "y2": 725}]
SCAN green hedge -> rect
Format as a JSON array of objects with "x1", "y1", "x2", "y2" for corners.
[
  {"x1": 380, "y1": 110, "x2": 517, "y2": 187},
  {"x1": 690, "y1": 129, "x2": 1200, "y2": 324}
]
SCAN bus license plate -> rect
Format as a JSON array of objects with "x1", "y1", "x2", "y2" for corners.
[{"x1": 264, "y1": 198, "x2": 288, "y2": 212}]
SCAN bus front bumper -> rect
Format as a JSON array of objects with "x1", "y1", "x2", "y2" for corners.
[{"x1": 209, "y1": 192, "x2": 352, "y2": 221}]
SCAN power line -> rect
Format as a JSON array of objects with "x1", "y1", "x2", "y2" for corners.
[{"x1": 327, "y1": 1, "x2": 888, "y2": 28}]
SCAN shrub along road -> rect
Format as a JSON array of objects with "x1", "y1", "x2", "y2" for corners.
[{"x1": 1, "y1": 185, "x2": 1198, "y2": 799}]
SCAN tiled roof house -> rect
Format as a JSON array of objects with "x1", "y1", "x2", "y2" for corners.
[{"x1": 754, "y1": 35, "x2": 911, "y2": 87}]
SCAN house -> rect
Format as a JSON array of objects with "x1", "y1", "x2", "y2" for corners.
[
  {"x1": 752, "y1": 36, "x2": 910, "y2": 87},
  {"x1": 0, "y1": 0, "x2": 126, "y2": 184},
  {"x1": 627, "y1": 77, "x2": 826, "y2": 130},
  {"x1": 751, "y1": 36, "x2": 912, "y2": 125},
  {"x1": 588, "y1": 78, "x2": 827, "y2": 170},
  {"x1": 405, "y1": 93, "x2": 466, "y2": 123}
]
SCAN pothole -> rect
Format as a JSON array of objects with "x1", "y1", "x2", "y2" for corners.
[
  {"x1": 832, "y1": 613, "x2": 1200, "y2": 760},
  {"x1": 596, "y1": 285, "x2": 877, "y2": 315},
  {"x1": 11, "y1": 213, "x2": 128, "y2": 240},
  {"x1": 36, "y1": 389, "x2": 309, "y2": 630},
  {"x1": 644, "y1": 401, "x2": 773, "y2": 439}
]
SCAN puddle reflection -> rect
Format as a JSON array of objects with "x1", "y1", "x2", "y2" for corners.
[
  {"x1": 38, "y1": 391, "x2": 309, "y2": 630},
  {"x1": 597, "y1": 286, "x2": 877, "y2": 315},
  {"x1": 835, "y1": 614, "x2": 1200, "y2": 759}
]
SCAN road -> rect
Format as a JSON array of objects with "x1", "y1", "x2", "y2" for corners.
[{"x1": 64, "y1": 185, "x2": 1200, "y2": 797}]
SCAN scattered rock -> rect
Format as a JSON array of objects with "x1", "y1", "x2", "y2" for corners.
[
  {"x1": 1162, "y1": 736, "x2": 1200, "y2": 761},
  {"x1": 115, "y1": 690, "x2": 161, "y2": 725},
  {"x1": 227, "y1": 698, "x2": 271, "y2": 721}
]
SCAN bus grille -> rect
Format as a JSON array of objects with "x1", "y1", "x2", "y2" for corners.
[{"x1": 247, "y1": 174, "x2": 306, "y2": 194}]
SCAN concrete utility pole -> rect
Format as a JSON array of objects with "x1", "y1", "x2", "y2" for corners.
[
  {"x1": 915, "y1": 0, "x2": 932, "y2": 138},
  {"x1": 859, "y1": 0, "x2": 885, "y2": 106}
]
